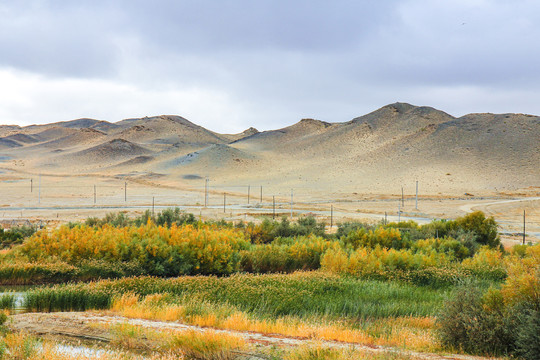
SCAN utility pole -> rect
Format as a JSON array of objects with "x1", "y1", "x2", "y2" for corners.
[
  {"x1": 290, "y1": 189, "x2": 293, "y2": 218},
  {"x1": 273, "y1": 196, "x2": 275, "y2": 219},
  {"x1": 31, "y1": 179, "x2": 33, "y2": 193},
  {"x1": 523, "y1": 210, "x2": 526, "y2": 245},
  {"x1": 415, "y1": 181, "x2": 419, "y2": 210},
  {"x1": 94, "y1": 185, "x2": 96, "y2": 204},
  {"x1": 248, "y1": 185, "x2": 250, "y2": 204},
  {"x1": 204, "y1": 177, "x2": 209, "y2": 207},
  {"x1": 38, "y1": 174, "x2": 41, "y2": 204},
  {"x1": 124, "y1": 182, "x2": 127, "y2": 202}
]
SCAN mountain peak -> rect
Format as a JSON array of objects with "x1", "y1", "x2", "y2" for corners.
[{"x1": 381, "y1": 102, "x2": 417, "y2": 114}]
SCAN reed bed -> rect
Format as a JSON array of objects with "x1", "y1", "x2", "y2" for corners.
[
  {"x1": 0, "y1": 293, "x2": 15, "y2": 310},
  {"x1": 24, "y1": 272, "x2": 449, "y2": 318}
]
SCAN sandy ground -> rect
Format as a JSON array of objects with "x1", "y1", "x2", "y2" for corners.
[
  {"x1": 9, "y1": 312, "x2": 492, "y2": 360},
  {"x1": 0, "y1": 170, "x2": 537, "y2": 244}
]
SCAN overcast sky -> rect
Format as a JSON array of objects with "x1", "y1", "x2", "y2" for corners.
[{"x1": 1, "y1": 0, "x2": 539, "y2": 132}]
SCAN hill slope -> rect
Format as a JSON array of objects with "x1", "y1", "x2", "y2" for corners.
[{"x1": 0, "y1": 103, "x2": 538, "y2": 195}]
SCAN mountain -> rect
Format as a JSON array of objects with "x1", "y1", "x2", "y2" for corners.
[{"x1": 0, "y1": 103, "x2": 538, "y2": 195}]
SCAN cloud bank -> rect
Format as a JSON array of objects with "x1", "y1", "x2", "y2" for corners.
[{"x1": 1, "y1": 0, "x2": 539, "y2": 132}]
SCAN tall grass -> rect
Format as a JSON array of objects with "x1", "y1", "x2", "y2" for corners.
[
  {"x1": 24, "y1": 272, "x2": 449, "y2": 318},
  {"x1": 25, "y1": 283, "x2": 111, "y2": 312},
  {"x1": 0, "y1": 261, "x2": 77, "y2": 285},
  {"x1": 0, "y1": 293, "x2": 15, "y2": 310}
]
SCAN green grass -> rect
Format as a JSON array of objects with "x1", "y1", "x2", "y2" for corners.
[
  {"x1": 0, "y1": 293, "x2": 15, "y2": 310},
  {"x1": 25, "y1": 284, "x2": 112, "y2": 312},
  {"x1": 24, "y1": 272, "x2": 456, "y2": 319}
]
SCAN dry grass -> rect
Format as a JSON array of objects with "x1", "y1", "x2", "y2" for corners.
[
  {"x1": 167, "y1": 330, "x2": 246, "y2": 360},
  {"x1": 100, "y1": 322, "x2": 247, "y2": 359},
  {"x1": 283, "y1": 345, "x2": 418, "y2": 360},
  {"x1": 110, "y1": 293, "x2": 438, "y2": 352}
]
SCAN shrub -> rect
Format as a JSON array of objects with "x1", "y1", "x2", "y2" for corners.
[
  {"x1": 240, "y1": 235, "x2": 332, "y2": 273},
  {"x1": 453, "y1": 211, "x2": 501, "y2": 249},
  {"x1": 515, "y1": 308, "x2": 540, "y2": 360},
  {"x1": 502, "y1": 243, "x2": 540, "y2": 309},
  {"x1": 336, "y1": 221, "x2": 373, "y2": 238},
  {"x1": 20, "y1": 222, "x2": 249, "y2": 276},
  {"x1": 437, "y1": 284, "x2": 515, "y2": 356},
  {"x1": 438, "y1": 244, "x2": 540, "y2": 357},
  {"x1": 243, "y1": 216, "x2": 327, "y2": 243},
  {"x1": 387, "y1": 212, "x2": 500, "y2": 253},
  {"x1": 412, "y1": 238, "x2": 470, "y2": 261},
  {"x1": 0, "y1": 225, "x2": 36, "y2": 248},
  {"x1": 461, "y1": 246, "x2": 506, "y2": 280},
  {"x1": 155, "y1": 208, "x2": 196, "y2": 227},
  {"x1": 341, "y1": 227, "x2": 406, "y2": 250},
  {"x1": 320, "y1": 244, "x2": 459, "y2": 286}
]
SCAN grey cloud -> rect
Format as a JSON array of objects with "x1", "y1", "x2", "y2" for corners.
[
  {"x1": 1, "y1": 0, "x2": 540, "y2": 130},
  {"x1": 0, "y1": 1, "x2": 124, "y2": 77}
]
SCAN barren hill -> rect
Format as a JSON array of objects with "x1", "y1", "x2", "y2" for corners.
[
  {"x1": 0, "y1": 103, "x2": 538, "y2": 196},
  {"x1": 112, "y1": 115, "x2": 226, "y2": 146}
]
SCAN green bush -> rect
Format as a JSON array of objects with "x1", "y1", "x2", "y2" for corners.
[
  {"x1": 243, "y1": 216, "x2": 327, "y2": 244},
  {"x1": 341, "y1": 227, "x2": 407, "y2": 250},
  {"x1": 240, "y1": 235, "x2": 332, "y2": 273},
  {"x1": 336, "y1": 221, "x2": 373, "y2": 238},
  {"x1": 86, "y1": 212, "x2": 130, "y2": 227},
  {"x1": 155, "y1": 208, "x2": 196, "y2": 227},
  {"x1": 454, "y1": 211, "x2": 501, "y2": 249},
  {"x1": 437, "y1": 284, "x2": 515, "y2": 356},
  {"x1": 0, "y1": 225, "x2": 36, "y2": 248},
  {"x1": 85, "y1": 208, "x2": 198, "y2": 228},
  {"x1": 515, "y1": 308, "x2": 540, "y2": 360},
  {"x1": 0, "y1": 293, "x2": 15, "y2": 310}
]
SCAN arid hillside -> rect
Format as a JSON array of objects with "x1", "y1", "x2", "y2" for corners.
[{"x1": 0, "y1": 103, "x2": 538, "y2": 196}]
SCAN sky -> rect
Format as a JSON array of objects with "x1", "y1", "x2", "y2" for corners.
[{"x1": 1, "y1": 0, "x2": 539, "y2": 133}]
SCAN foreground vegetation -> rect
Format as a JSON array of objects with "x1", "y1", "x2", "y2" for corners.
[{"x1": 0, "y1": 208, "x2": 537, "y2": 359}]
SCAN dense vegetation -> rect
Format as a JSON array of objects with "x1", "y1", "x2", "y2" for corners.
[
  {"x1": 0, "y1": 209, "x2": 507, "y2": 286},
  {"x1": 438, "y1": 244, "x2": 540, "y2": 359},
  {"x1": 0, "y1": 208, "x2": 538, "y2": 359},
  {"x1": 0, "y1": 225, "x2": 36, "y2": 249}
]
